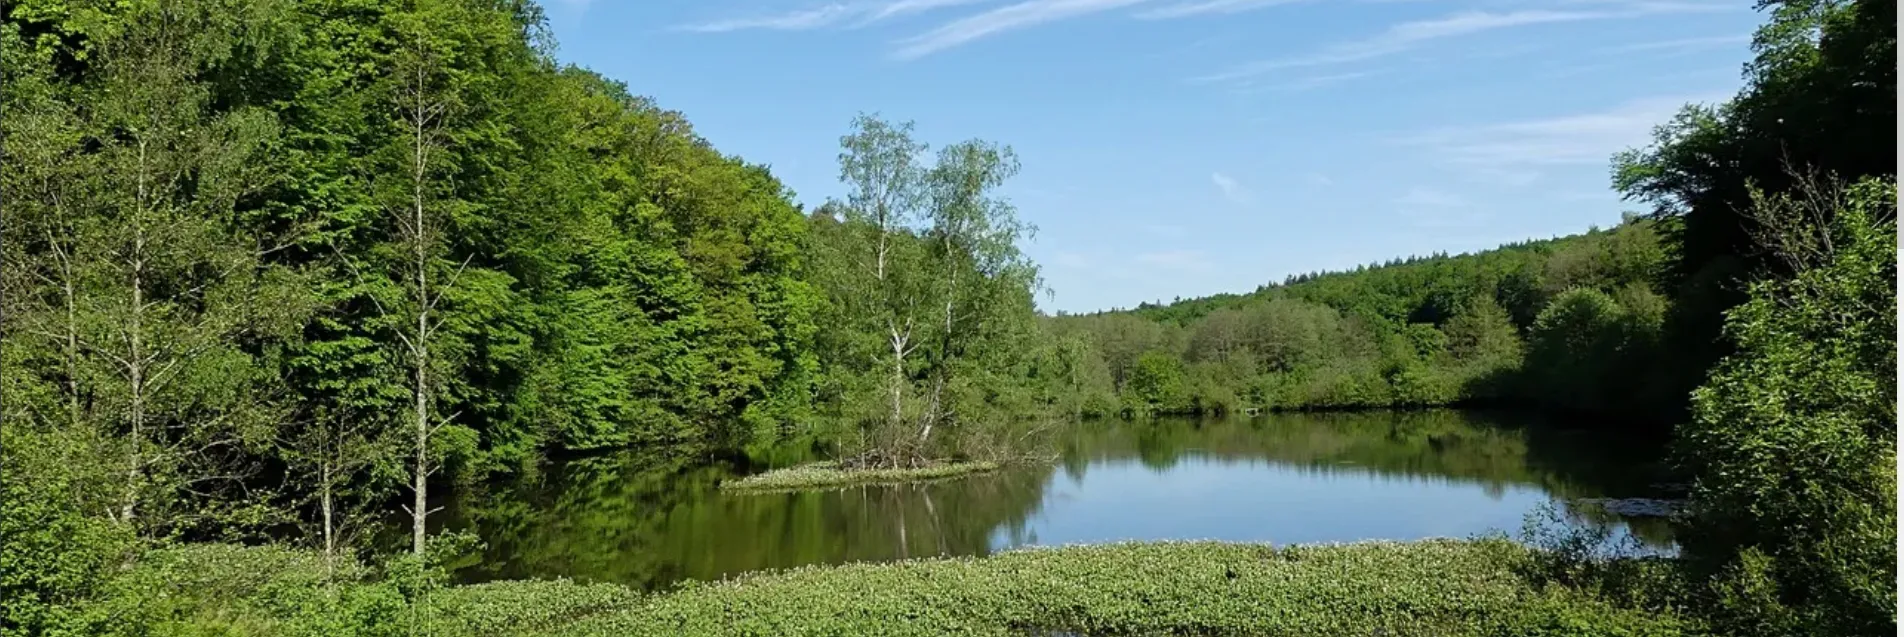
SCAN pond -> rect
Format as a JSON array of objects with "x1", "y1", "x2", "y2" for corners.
[{"x1": 435, "y1": 409, "x2": 1678, "y2": 591}]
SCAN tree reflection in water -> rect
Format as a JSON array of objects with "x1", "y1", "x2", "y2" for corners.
[{"x1": 435, "y1": 409, "x2": 1675, "y2": 590}]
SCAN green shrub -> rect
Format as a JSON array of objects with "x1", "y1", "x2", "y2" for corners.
[
  {"x1": 1386, "y1": 360, "x2": 1459, "y2": 407},
  {"x1": 1, "y1": 427, "x2": 138, "y2": 637},
  {"x1": 1676, "y1": 177, "x2": 1896, "y2": 636}
]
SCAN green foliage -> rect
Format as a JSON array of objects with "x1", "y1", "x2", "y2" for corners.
[
  {"x1": 1524, "y1": 288, "x2": 1627, "y2": 410},
  {"x1": 1675, "y1": 178, "x2": 1895, "y2": 635},
  {"x1": 1124, "y1": 351, "x2": 1188, "y2": 414},
  {"x1": 27, "y1": 533, "x2": 491, "y2": 637},
  {"x1": 0, "y1": 426, "x2": 139, "y2": 637},
  {"x1": 74, "y1": 544, "x2": 405, "y2": 637},
  {"x1": 1, "y1": 0, "x2": 840, "y2": 625},
  {"x1": 805, "y1": 114, "x2": 1047, "y2": 465},
  {"x1": 4, "y1": 0, "x2": 826, "y2": 538},
  {"x1": 1025, "y1": 329, "x2": 1119, "y2": 418},
  {"x1": 1053, "y1": 218, "x2": 1675, "y2": 422},
  {"x1": 7, "y1": 538, "x2": 1690, "y2": 637},
  {"x1": 426, "y1": 579, "x2": 640, "y2": 636},
  {"x1": 1612, "y1": 0, "x2": 1894, "y2": 419},
  {"x1": 558, "y1": 540, "x2": 1687, "y2": 636}
]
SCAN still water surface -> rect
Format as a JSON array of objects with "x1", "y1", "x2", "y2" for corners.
[{"x1": 439, "y1": 409, "x2": 1675, "y2": 590}]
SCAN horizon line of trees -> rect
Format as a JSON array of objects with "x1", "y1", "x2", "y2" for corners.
[{"x1": 1038, "y1": 217, "x2": 1678, "y2": 425}]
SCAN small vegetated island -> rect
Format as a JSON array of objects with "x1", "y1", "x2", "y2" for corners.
[{"x1": 0, "y1": 1, "x2": 1892, "y2": 636}]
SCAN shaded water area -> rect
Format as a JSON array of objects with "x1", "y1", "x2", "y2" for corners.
[{"x1": 435, "y1": 409, "x2": 1677, "y2": 591}]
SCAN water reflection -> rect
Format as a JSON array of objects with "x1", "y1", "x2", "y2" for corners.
[{"x1": 438, "y1": 409, "x2": 1676, "y2": 590}]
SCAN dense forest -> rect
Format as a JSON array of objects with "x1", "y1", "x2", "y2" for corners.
[
  {"x1": 0, "y1": 0, "x2": 1059, "y2": 629},
  {"x1": 0, "y1": 0, "x2": 1894, "y2": 635},
  {"x1": 1041, "y1": 217, "x2": 1680, "y2": 425}
]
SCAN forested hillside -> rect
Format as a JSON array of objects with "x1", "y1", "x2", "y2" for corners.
[
  {"x1": 0, "y1": 0, "x2": 838, "y2": 564},
  {"x1": 1046, "y1": 218, "x2": 1679, "y2": 425}
]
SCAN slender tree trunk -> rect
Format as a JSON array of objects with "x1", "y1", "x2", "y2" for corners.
[
  {"x1": 321, "y1": 460, "x2": 336, "y2": 577},
  {"x1": 410, "y1": 129, "x2": 431, "y2": 557},
  {"x1": 412, "y1": 339, "x2": 428, "y2": 555},
  {"x1": 393, "y1": 31, "x2": 448, "y2": 558},
  {"x1": 889, "y1": 331, "x2": 906, "y2": 447},
  {"x1": 63, "y1": 273, "x2": 79, "y2": 426},
  {"x1": 923, "y1": 249, "x2": 957, "y2": 446},
  {"x1": 874, "y1": 226, "x2": 888, "y2": 281},
  {"x1": 122, "y1": 140, "x2": 151, "y2": 526},
  {"x1": 46, "y1": 228, "x2": 83, "y2": 430},
  {"x1": 920, "y1": 305, "x2": 951, "y2": 447}
]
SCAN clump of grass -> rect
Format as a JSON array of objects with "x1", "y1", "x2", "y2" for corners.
[
  {"x1": 553, "y1": 539, "x2": 1693, "y2": 636},
  {"x1": 719, "y1": 460, "x2": 1000, "y2": 492}
]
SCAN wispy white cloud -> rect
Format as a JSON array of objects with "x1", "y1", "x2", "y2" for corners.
[
  {"x1": 1199, "y1": 10, "x2": 1602, "y2": 81},
  {"x1": 1302, "y1": 172, "x2": 1334, "y2": 187},
  {"x1": 1610, "y1": 33, "x2": 1749, "y2": 53},
  {"x1": 1136, "y1": 0, "x2": 1303, "y2": 19},
  {"x1": 1396, "y1": 93, "x2": 1728, "y2": 180},
  {"x1": 1268, "y1": 69, "x2": 1382, "y2": 92},
  {"x1": 680, "y1": 0, "x2": 989, "y2": 34},
  {"x1": 1211, "y1": 171, "x2": 1251, "y2": 203},
  {"x1": 865, "y1": 0, "x2": 1000, "y2": 22},
  {"x1": 1196, "y1": 2, "x2": 1726, "y2": 83},
  {"x1": 1135, "y1": 249, "x2": 1215, "y2": 272},
  {"x1": 893, "y1": 0, "x2": 1149, "y2": 59},
  {"x1": 679, "y1": 4, "x2": 855, "y2": 33}
]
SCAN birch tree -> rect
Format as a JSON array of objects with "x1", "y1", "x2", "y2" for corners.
[
  {"x1": 1, "y1": 3, "x2": 310, "y2": 536},
  {"x1": 835, "y1": 114, "x2": 930, "y2": 465},
  {"x1": 824, "y1": 116, "x2": 1041, "y2": 465},
  {"x1": 918, "y1": 139, "x2": 1026, "y2": 448},
  {"x1": 382, "y1": 9, "x2": 467, "y2": 556}
]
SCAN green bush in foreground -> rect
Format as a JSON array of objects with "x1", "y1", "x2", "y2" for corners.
[
  {"x1": 1676, "y1": 177, "x2": 1896, "y2": 635},
  {"x1": 720, "y1": 461, "x2": 1001, "y2": 492}
]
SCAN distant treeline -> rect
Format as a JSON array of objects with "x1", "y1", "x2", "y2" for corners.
[{"x1": 1041, "y1": 218, "x2": 1684, "y2": 427}]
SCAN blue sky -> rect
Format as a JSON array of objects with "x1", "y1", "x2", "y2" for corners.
[{"x1": 534, "y1": 0, "x2": 1762, "y2": 314}]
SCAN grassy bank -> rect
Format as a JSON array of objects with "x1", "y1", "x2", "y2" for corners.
[
  {"x1": 60, "y1": 539, "x2": 1692, "y2": 636},
  {"x1": 719, "y1": 460, "x2": 1001, "y2": 492},
  {"x1": 537, "y1": 539, "x2": 1685, "y2": 636}
]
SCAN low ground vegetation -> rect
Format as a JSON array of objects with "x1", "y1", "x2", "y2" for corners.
[
  {"x1": 33, "y1": 539, "x2": 1694, "y2": 637},
  {"x1": 719, "y1": 460, "x2": 1002, "y2": 492}
]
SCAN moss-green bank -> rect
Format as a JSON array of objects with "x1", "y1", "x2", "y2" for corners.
[
  {"x1": 719, "y1": 460, "x2": 1001, "y2": 492},
  {"x1": 430, "y1": 540, "x2": 1688, "y2": 636},
  {"x1": 95, "y1": 540, "x2": 1693, "y2": 636}
]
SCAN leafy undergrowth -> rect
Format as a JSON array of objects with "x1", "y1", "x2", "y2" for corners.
[
  {"x1": 69, "y1": 539, "x2": 1695, "y2": 636},
  {"x1": 719, "y1": 460, "x2": 1001, "y2": 492},
  {"x1": 549, "y1": 539, "x2": 1691, "y2": 636}
]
